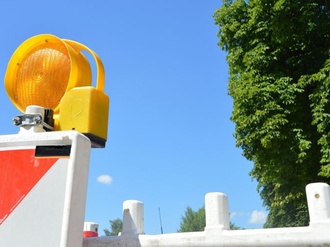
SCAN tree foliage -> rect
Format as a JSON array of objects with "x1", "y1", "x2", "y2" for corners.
[
  {"x1": 104, "y1": 218, "x2": 123, "y2": 236},
  {"x1": 178, "y1": 206, "x2": 240, "y2": 232},
  {"x1": 178, "y1": 206, "x2": 206, "y2": 232},
  {"x1": 214, "y1": 0, "x2": 330, "y2": 227}
]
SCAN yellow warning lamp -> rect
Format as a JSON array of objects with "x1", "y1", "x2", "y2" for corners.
[{"x1": 4, "y1": 34, "x2": 109, "y2": 148}]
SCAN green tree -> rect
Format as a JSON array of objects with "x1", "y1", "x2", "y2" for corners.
[
  {"x1": 178, "y1": 206, "x2": 240, "y2": 232},
  {"x1": 178, "y1": 206, "x2": 205, "y2": 232},
  {"x1": 213, "y1": 0, "x2": 330, "y2": 227},
  {"x1": 104, "y1": 218, "x2": 123, "y2": 236}
]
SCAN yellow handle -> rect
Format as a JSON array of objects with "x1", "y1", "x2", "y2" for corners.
[{"x1": 63, "y1": 39, "x2": 105, "y2": 92}]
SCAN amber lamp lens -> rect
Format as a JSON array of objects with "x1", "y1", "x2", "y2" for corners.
[
  {"x1": 14, "y1": 42, "x2": 71, "y2": 111},
  {"x1": 5, "y1": 34, "x2": 93, "y2": 114}
]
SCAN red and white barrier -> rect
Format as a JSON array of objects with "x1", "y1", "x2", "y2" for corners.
[
  {"x1": 1, "y1": 106, "x2": 329, "y2": 247},
  {"x1": 83, "y1": 222, "x2": 99, "y2": 238},
  {"x1": 0, "y1": 130, "x2": 91, "y2": 247}
]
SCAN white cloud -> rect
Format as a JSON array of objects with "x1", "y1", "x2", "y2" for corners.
[
  {"x1": 229, "y1": 211, "x2": 250, "y2": 220},
  {"x1": 249, "y1": 210, "x2": 267, "y2": 224},
  {"x1": 230, "y1": 212, "x2": 237, "y2": 219},
  {"x1": 230, "y1": 211, "x2": 250, "y2": 219},
  {"x1": 97, "y1": 175, "x2": 113, "y2": 185}
]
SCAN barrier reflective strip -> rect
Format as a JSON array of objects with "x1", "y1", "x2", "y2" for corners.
[{"x1": 0, "y1": 149, "x2": 59, "y2": 224}]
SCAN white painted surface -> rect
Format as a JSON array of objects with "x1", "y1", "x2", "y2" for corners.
[
  {"x1": 306, "y1": 182, "x2": 330, "y2": 224},
  {"x1": 122, "y1": 200, "x2": 144, "y2": 236},
  {"x1": 84, "y1": 222, "x2": 99, "y2": 233},
  {"x1": 84, "y1": 183, "x2": 330, "y2": 247},
  {"x1": 205, "y1": 192, "x2": 229, "y2": 231}
]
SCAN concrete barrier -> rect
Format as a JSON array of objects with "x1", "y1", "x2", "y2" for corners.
[{"x1": 83, "y1": 183, "x2": 330, "y2": 247}]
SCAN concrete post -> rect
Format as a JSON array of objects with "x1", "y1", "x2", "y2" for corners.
[
  {"x1": 306, "y1": 183, "x2": 330, "y2": 224},
  {"x1": 205, "y1": 192, "x2": 230, "y2": 231},
  {"x1": 122, "y1": 200, "x2": 144, "y2": 235}
]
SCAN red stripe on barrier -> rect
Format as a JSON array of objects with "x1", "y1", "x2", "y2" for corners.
[
  {"x1": 83, "y1": 231, "x2": 98, "y2": 238},
  {"x1": 0, "y1": 149, "x2": 59, "y2": 225}
]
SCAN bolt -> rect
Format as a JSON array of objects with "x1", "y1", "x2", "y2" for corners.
[
  {"x1": 13, "y1": 116, "x2": 22, "y2": 126},
  {"x1": 34, "y1": 115, "x2": 42, "y2": 124}
]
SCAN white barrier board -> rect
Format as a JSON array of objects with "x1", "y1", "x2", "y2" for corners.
[{"x1": 0, "y1": 131, "x2": 91, "y2": 247}]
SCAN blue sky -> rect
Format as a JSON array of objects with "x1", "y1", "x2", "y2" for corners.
[{"x1": 0, "y1": 1, "x2": 266, "y2": 234}]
